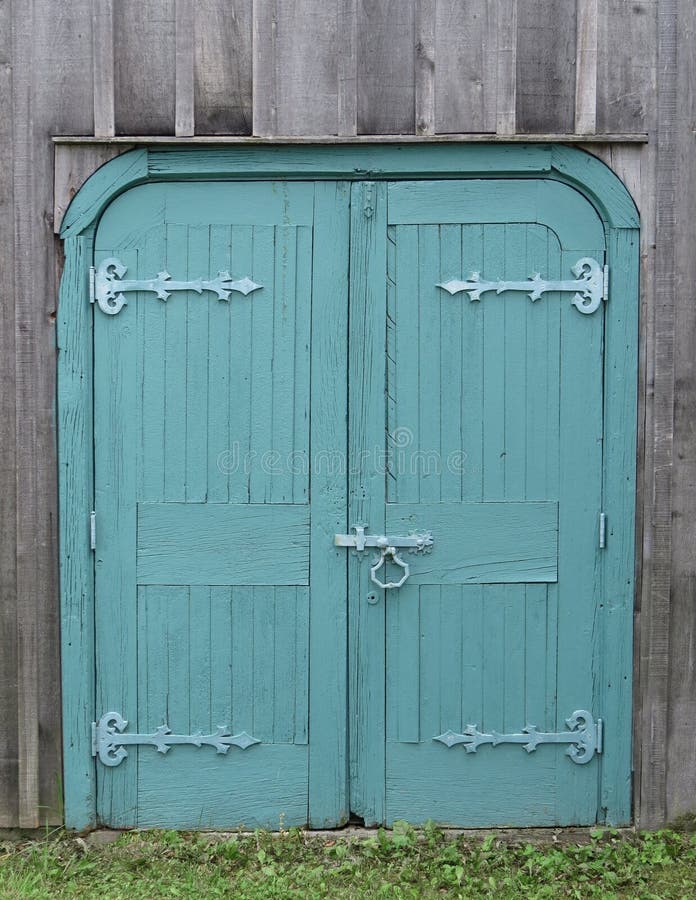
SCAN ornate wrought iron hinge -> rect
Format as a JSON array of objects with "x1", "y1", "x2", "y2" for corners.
[
  {"x1": 438, "y1": 257, "x2": 607, "y2": 315},
  {"x1": 434, "y1": 709, "x2": 602, "y2": 765},
  {"x1": 92, "y1": 711, "x2": 260, "y2": 767},
  {"x1": 93, "y1": 257, "x2": 263, "y2": 315}
]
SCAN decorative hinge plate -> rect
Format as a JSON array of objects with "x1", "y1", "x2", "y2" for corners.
[
  {"x1": 92, "y1": 711, "x2": 260, "y2": 766},
  {"x1": 434, "y1": 709, "x2": 603, "y2": 765},
  {"x1": 438, "y1": 257, "x2": 606, "y2": 315},
  {"x1": 93, "y1": 257, "x2": 263, "y2": 316}
]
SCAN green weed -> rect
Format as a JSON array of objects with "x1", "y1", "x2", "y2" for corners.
[{"x1": 1, "y1": 826, "x2": 695, "y2": 898}]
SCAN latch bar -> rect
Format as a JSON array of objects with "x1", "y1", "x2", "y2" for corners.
[{"x1": 334, "y1": 524, "x2": 433, "y2": 553}]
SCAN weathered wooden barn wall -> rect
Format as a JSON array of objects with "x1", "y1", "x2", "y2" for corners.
[{"x1": 0, "y1": 0, "x2": 693, "y2": 830}]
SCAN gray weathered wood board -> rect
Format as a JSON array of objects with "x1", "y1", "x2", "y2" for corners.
[{"x1": 2, "y1": 0, "x2": 695, "y2": 830}]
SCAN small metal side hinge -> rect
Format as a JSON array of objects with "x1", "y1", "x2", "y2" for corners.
[
  {"x1": 89, "y1": 266, "x2": 96, "y2": 304},
  {"x1": 363, "y1": 182, "x2": 375, "y2": 218},
  {"x1": 603, "y1": 264, "x2": 610, "y2": 302},
  {"x1": 90, "y1": 511, "x2": 96, "y2": 551},
  {"x1": 599, "y1": 512, "x2": 607, "y2": 549}
]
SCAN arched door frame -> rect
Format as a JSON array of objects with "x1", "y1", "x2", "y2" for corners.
[{"x1": 57, "y1": 143, "x2": 639, "y2": 830}]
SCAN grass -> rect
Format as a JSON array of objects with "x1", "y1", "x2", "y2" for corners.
[{"x1": 1, "y1": 824, "x2": 696, "y2": 898}]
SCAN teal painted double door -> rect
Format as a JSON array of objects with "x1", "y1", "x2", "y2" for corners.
[{"x1": 93, "y1": 176, "x2": 611, "y2": 828}]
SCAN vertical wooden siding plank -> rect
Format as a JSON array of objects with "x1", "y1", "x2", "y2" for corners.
[
  {"x1": 357, "y1": 0, "x2": 415, "y2": 134},
  {"x1": 93, "y1": 0, "x2": 115, "y2": 137},
  {"x1": 434, "y1": 0, "x2": 496, "y2": 134},
  {"x1": 57, "y1": 235, "x2": 96, "y2": 831},
  {"x1": 574, "y1": 0, "x2": 598, "y2": 134},
  {"x1": 0, "y1": 0, "x2": 17, "y2": 822},
  {"x1": 516, "y1": 0, "x2": 576, "y2": 133},
  {"x1": 308, "y1": 181, "x2": 349, "y2": 826},
  {"x1": 275, "y1": 1, "x2": 340, "y2": 136},
  {"x1": 666, "y1": 0, "x2": 696, "y2": 825},
  {"x1": 195, "y1": 0, "x2": 252, "y2": 134},
  {"x1": 415, "y1": 0, "x2": 435, "y2": 135},
  {"x1": 338, "y1": 0, "x2": 358, "y2": 135},
  {"x1": 252, "y1": 0, "x2": 277, "y2": 136},
  {"x1": 597, "y1": 0, "x2": 655, "y2": 134},
  {"x1": 496, "y1": 0, "x2": 517, "y2": 135},
  {"x1": 114, "y1": 0, "x2": 176, "y2": 135},
  {"x1": 253, "y1": 0, "x2": 341, "y2": 136},
  {"x1": 175, "y1": 0, "x2": 195, "y2": 136},
  {"x1": 13, "y1": 0, "x2": 94, "y2": 827},
  {"x1": 640, "y1": 0, "x2": 676, "y2": 829}
]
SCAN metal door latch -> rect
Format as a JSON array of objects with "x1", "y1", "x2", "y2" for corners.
[{"x1": 334, "y1": 525, "x2": 433, "y2": 590}]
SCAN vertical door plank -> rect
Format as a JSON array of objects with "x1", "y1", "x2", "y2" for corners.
[
  {"x1": 195, "y1": 0, "x2": 252, "y2": 134},
  {"x1": 348, "y1": 182, "x2": 387, "y2": 824},
  {"x1": 309, "y1": 181, "x2": 349, "y2": 826},
  {"x1": 207, "y1": 226, "x2": 232, "y2": 503},
  {"x1": 140, "y1": 228, "x2": 167, "y2": 501},
  {"x1": 388, "y1": 226, "x2": 419, "y2": 503},
  {"x1": 502, "y1": 225, "x2": 527, "y2": 498},
  {"x1": 293, "y1": 227, "x2": 312, "y2": 504},
  {"x1": 185, "y1": 226, "x2": 210, "y2": 502},
  {"x1": 163, "y1": 225, "x2": 188, "y2": 501},
  {"x1": 482, "y1": 226, "x2": 506, "y2": 501},
  {"x1": 357, "y1": 0, "x2": 415, "y2": 134},
  {"x1": 438, "y1": 225, "x2": 463, "y2": 501},
  {"x1": 460, "y1": 225, "x2": 484, "y2": 499},
  {"x1": 57, "y1": 235, "x2": 96, "y2": 831},
  {"x1": 516, "y1": 0, "x2": 576, "y2": 133},
  {"x1": 94, "y1": 249, "x2": 139, "y2": 827},
  {"x1": 555, "y1": 247, "x2": 604, "y2": 824},
  {"x1": 417, "y1": 226, "x2": 441, "y2": 501},
  {"x1": 228, "y1": 226, "x2": 254, "y2": 503},
  {"x1": 270, "y1": 226, "x2": 298, "y2": 503},
  {"x1": 114, "y1": 0, "x2": 176, "y2": 134},
  {"x1": 248, "y1": 226, "x2": 274, "y2": 502},
  {"x1": 210, "y1": 587, "x2": 232, "y2": 729}
]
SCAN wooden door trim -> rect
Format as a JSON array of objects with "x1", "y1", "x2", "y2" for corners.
[{"x1": 57, "y1": 144, "x2": 639, "y2": 830}]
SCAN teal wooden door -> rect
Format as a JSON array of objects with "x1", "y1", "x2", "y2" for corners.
[
  {"x1": 93, "y1": 181, "x2": 350, "y2": 828},
  {"x1": 348, "y1": 180, "x2": 609, "y2": 827},
  {"x1": 91, "y1": 173, "x2": 622, "y2": 829}
]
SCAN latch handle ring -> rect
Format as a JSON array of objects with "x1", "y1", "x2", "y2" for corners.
[{"x1": 370, "y1": 546, "x2": 410, "y2": 590}]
